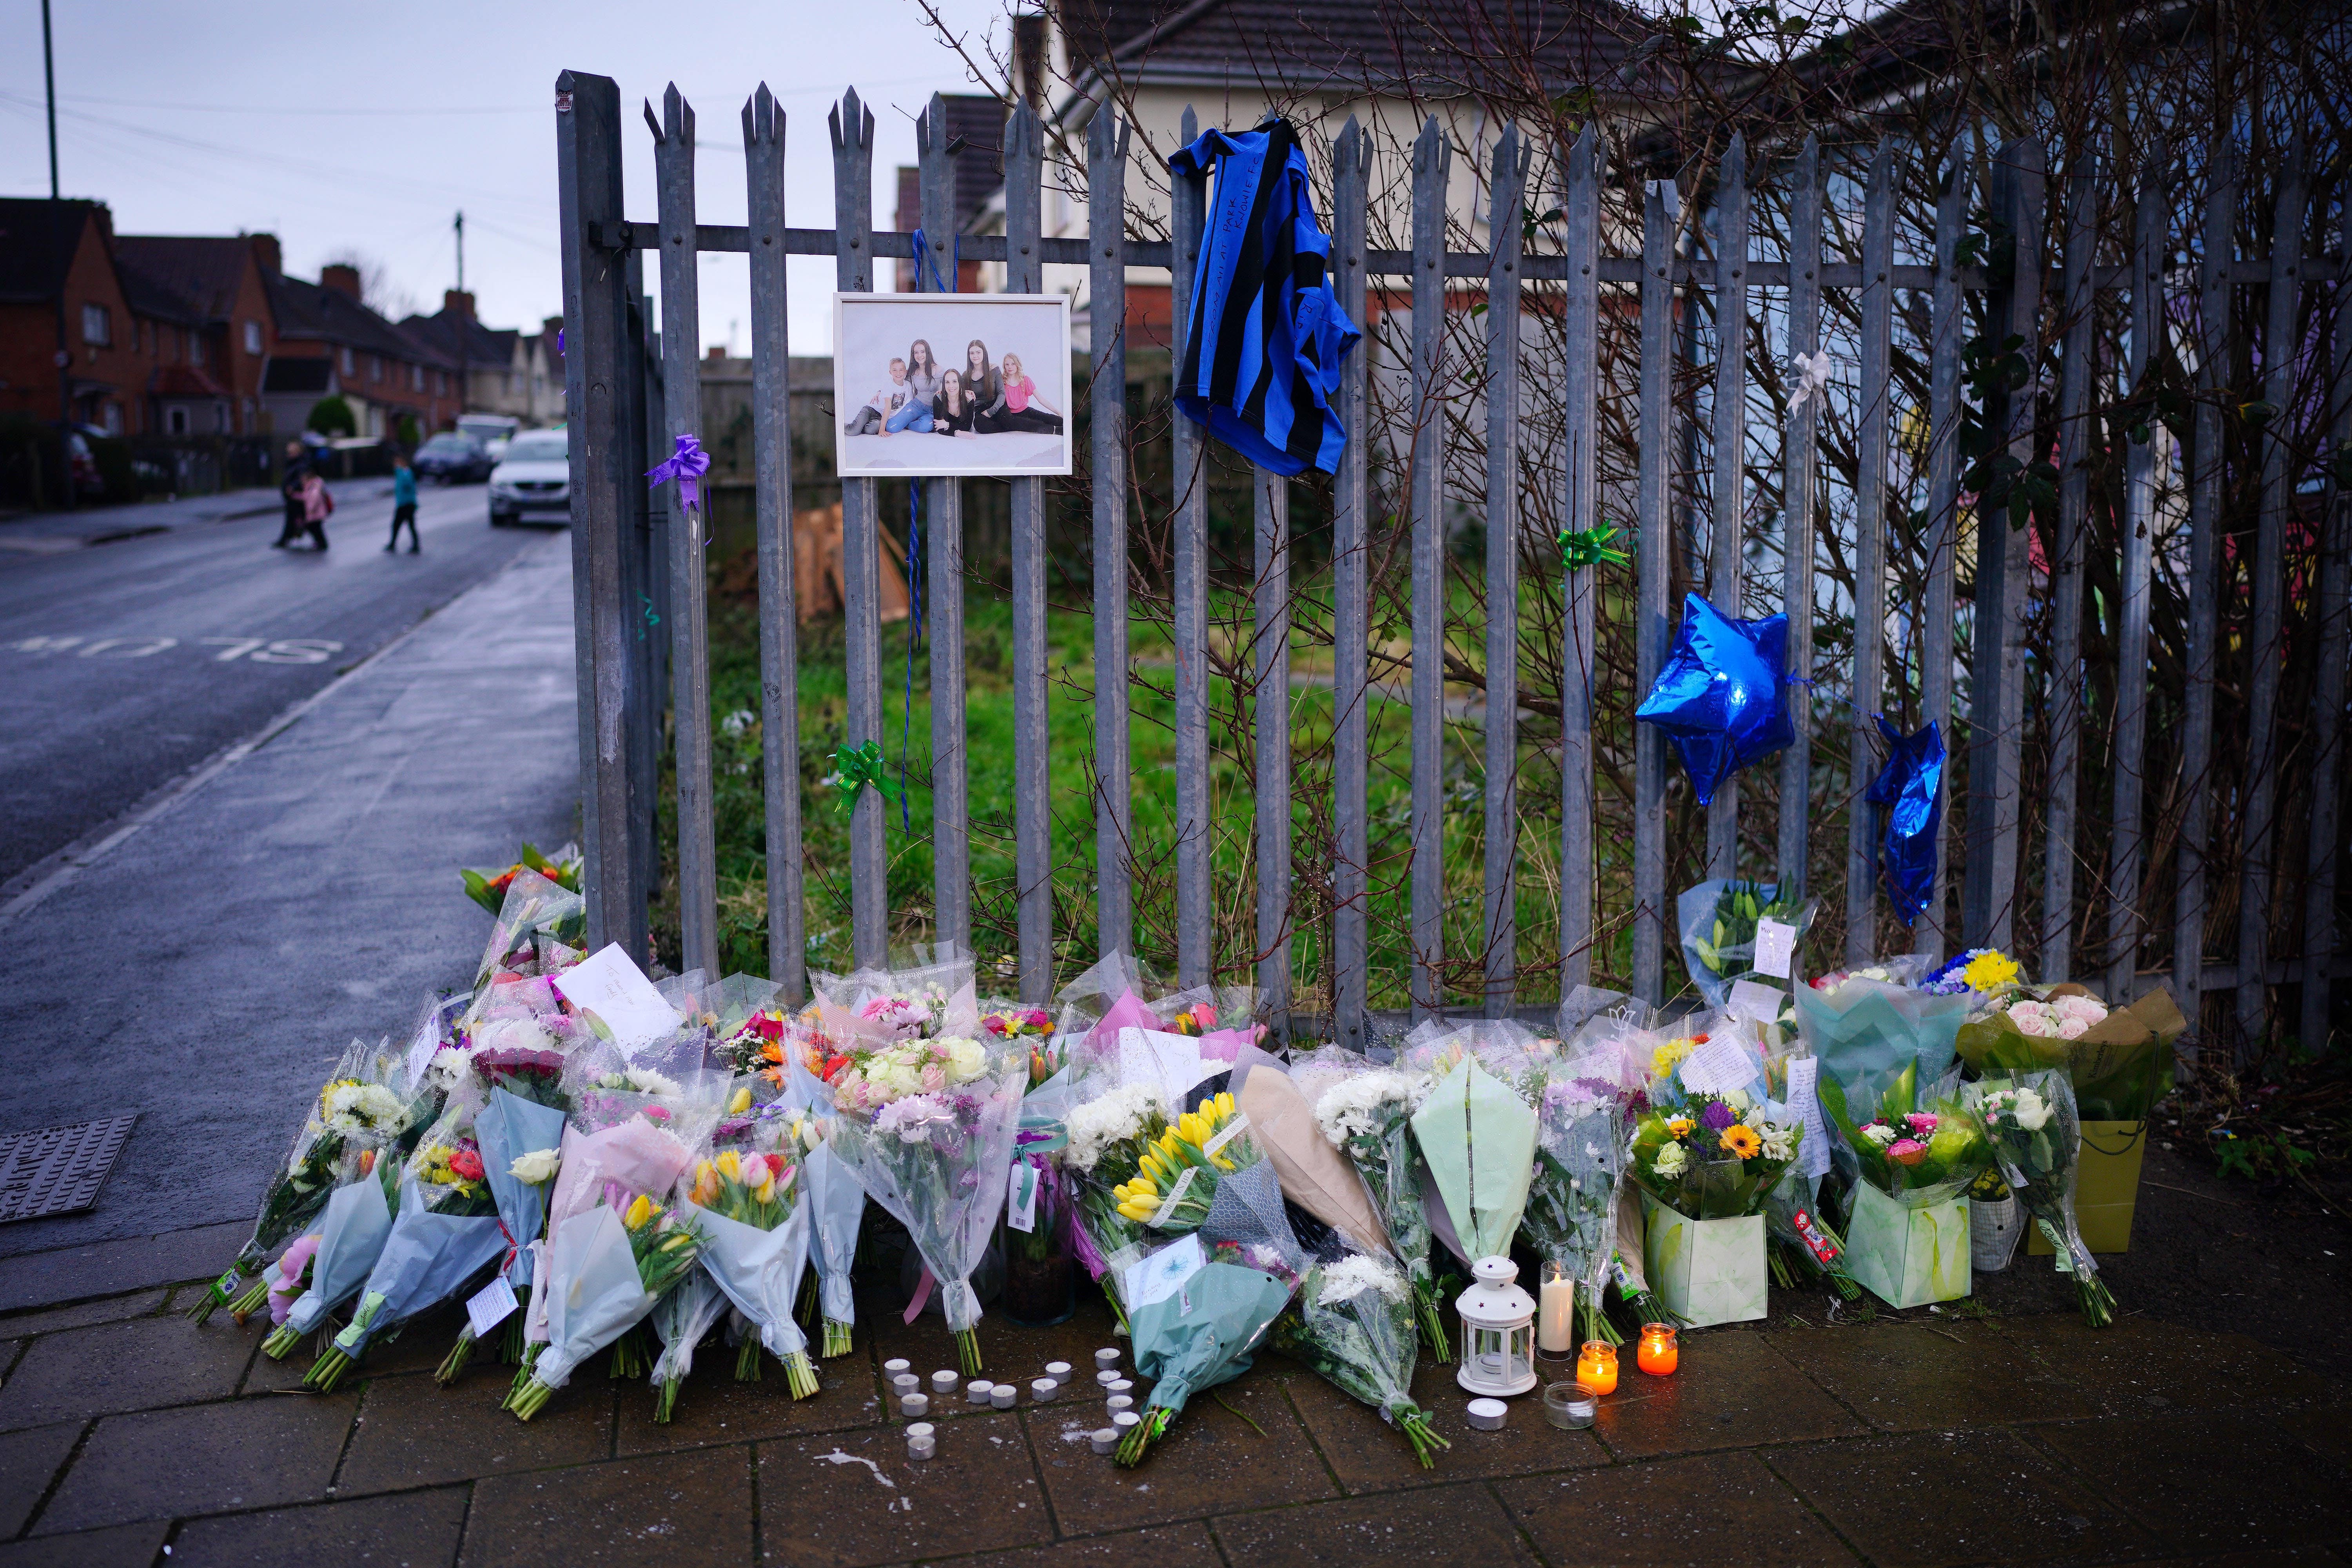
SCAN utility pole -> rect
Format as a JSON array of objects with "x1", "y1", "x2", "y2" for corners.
[
  {"x1": 44, "y1": 0, "x2": 74, "y2": 508},
  {"x1": 454, "y1": 210, "x2": 466, "y2": 424}
]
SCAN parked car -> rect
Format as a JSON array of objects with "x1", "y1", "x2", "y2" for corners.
[
  {"x1": 414, "y1": 432, "x2": 494, "y2": 484},
  {"x1": 487, "y1": 428, "x2": 570, "y2": 526},
  {"x1": 457, "y1": 414, "x2": 520, "y2": 463}
]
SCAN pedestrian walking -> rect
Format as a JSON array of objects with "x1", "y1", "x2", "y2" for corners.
[
  {"x1": 299, "y1": 470, "x2": 333, "y2": 550},
  {"x1": 385, "y1": 454, "x2": 419, "y2": 553},
  {"x1": 272, "y1": 441, "x2": 309, "y2": 548}
]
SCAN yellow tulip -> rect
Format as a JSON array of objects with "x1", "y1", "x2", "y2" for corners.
[
  {"x1": 750, "y1": 1178, "x2": 776, "y2": 1205},
  {"x1": 728, "y1": 1085, "x2": 753, "y2": 1114},
  {"x1": 716, "y1": 1150, "x2": 742, "y2": 1183},
  {"x1": 623, "y1": 1194, "x2": 656, "y2": 1230},
  {"x1": 1215, "y1": 1091, "x2": 1234, "y2": 1116}
]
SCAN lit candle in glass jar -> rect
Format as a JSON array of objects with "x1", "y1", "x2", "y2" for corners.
[
  {"x1": 1537, "y1": 1261, "x2": 1576, "y2": 1354},
  {"x1": 1575, "y1": 1339, "x2": 1618, "y2": 1397},
  {"x1": 1637, "y1": 1322, "x2": 1678, "y2": 1376}
]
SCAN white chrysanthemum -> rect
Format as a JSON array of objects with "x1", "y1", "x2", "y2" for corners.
[
  {"x1": 1312, "y1": 1070, "x2": 1432, "y2": 1145},
  {"x1": 1317, "y1": 1253, "x2": 1409, "y2": 1305},
  {"x1": 1862, "y1": 1123, "x2": 1899, "y2": 1147},
  {"x1": 599, "y1": 1066, "x2": 680, "y2": 1098},
  {"x1": 324, "y1": 1082, "x2": 410, "y2": 1138},
  {"x1": 1064, "y1": 1083, "x2": 1167, "y2": 1174},
  {"x1": 1760, "y1": 1126, "x2": 1797, "y2": 1162},
  {"x1": 425, "y1": 1046, "x2": 474, "y2": 1095},
  {"x1": 1652, "y1": 1142, "x2": 1689, "y2": 1178}
]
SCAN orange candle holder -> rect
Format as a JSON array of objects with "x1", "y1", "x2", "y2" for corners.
[
  {"x1": 1574, "y1": 1339, "x2": 1617, "y2": 1396},
  {"x1": 1637, "y1": 1322, "x2": 1679, "y2": 1377}
]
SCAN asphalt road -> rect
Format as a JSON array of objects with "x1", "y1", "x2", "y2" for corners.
[{"x1": 0, "y1": 479, "x2": 555, "y2": 889}]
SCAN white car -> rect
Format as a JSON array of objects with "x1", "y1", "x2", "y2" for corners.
[
  {"x1": 459, "y1": 413, "x2": 521, "y2": 464},
  {"x1": 486, "y1": 429, "x2": 570, "y2": 526}
]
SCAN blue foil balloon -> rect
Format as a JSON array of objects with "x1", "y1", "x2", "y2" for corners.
[
  {"x1": 1864, "y1": 715, "x2": 1944, "y2": 926},
  {"x1": 1634, "y1": 593, "x2": 1796, "y2": 807}
]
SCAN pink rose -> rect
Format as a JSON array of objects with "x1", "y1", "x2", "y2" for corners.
[
  {"x1": 2058, "y1": 1016, "x2": 2089, "y2": 1040},
  {"x1": 1887, "y1": 1139, "x2": 1926, "y2": 1166},
  {"x1": 921, "y1": 1062, "x2": 947, "y2": 1093},
  {"x1": 1904, "y1": 1113, "x2": 1938, "y2": 1134}
]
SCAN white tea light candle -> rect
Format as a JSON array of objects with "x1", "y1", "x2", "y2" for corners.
[
  {"x1": 931, "y1": 1370, "x2": 960, "y2": 1393},
  {"x1": 899, "y1": 1392, "x2": 929, "y2": 1417},
  {"x1": 1095, "y1": 1348, "x2": 1121, "y2": 1369},
  {"x1": 1044, "y1": 1361, "x2": 1073, "y2": 1386},
  {"x1": 1465, "y1": 1397, "x2": 1508, "y2": 1431},
  {"x1": 965, "y1": 1379, "x2": 994, "y2": 1405},
  {"x1": 1031, "y1": 1378, "x2": 1059, "y2": 1402},
  {"x1": 991, "y1": 1384, "x2": 1017, "y2": 1409},
  {"x1": 1090, "y1": 1428, "x2": 1118, "y2": 1454}
]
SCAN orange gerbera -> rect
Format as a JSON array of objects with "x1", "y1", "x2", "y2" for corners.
[
  {"x1": 1719, "y1": 1124, "x2": 1762, "y2": 1160},
  {"x1": 1666, "y1": 1117, "x2": 1695, "y2": 1138}
]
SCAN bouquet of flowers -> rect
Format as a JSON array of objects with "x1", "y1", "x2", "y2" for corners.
[
  {"x1": 1794, "y1": 956, "x2": 1972, "y2": 1092},
  {"x1": 717, "y1": 1005, "x2": 791, "y2": 1081},
  {"x1": 1117, "y1": 1160, "x2": 1302, "y2": 1467},
  {"x1": 811, "y1": 947, "x2": 981, "y2": 1045},
  {"x1": 1108, "y1": 1091, "x2": 1262, "y2": 1236},
  {"x1": 1677, "y1": 878, "x2": 1815, "y2": 1011},
  {"x1": 1270, "y1": 1243, "x2": 1449, "y2": 1468},
  {"x1": 189, "y1": 1036, "x2": 414, "y2": 1325},
  {"x1": 510, "y1": 1188, "x2": 704, "y2": 1419},
  {"x1": 1312, "y1": 1060, "x2": 1448, "y2": 1357},
  {"x1": 261, "y1": 1141, "x2": 402, "y2": 1360},
  {"x1": 681, "y1": 1096, "x2": 822, "y2": 1400},
  {"x1": 981, "y1": 1005, "x2": 1056, "y2": 1042},
  {"x1": 462, "y1": 841, "x2": 583, "y2": 916},
  {"x1": 820, "y1": 1035, "x2": 1024, "y2": 1374},
  {"x1": 1058, "y1": 1078, "x2": 1176, "y2": 1330},
  {"x1": 1971, "y1": 1071, "x2": 2115, "y2": 1327},
  {"x1": 302, "y1": 1108, "x2": 521, "y2": 1393},
  {"x1": 1519, "y1": 1060, "x2": 1626, "y2": 1346},
  {"x1": 645, "y1": 1259, "x2": 731, "y2": 1423},
  {"x1": 1627, "y1": 1088, "x2": 1802, "y2": 1221},
  {"x1": 1409, "y1": 1051, "x2": 1537, "y2": 1266},
  {"x1": 1920, "y1": 947, "x2": 2024, "y2": 1000},
  {"x1": 1954, "y1": 983, "x2": 2187, "y2": 1124},
  {"x1": 434, "y1": 1088, "x2": 569, "y2": 1382},
  {"x1": 1817, "y1": 1060, "x2": 1992, "y2": 1204},
  {"x1": 470, "y1": 869, "x2": 587, "y2": 991}
]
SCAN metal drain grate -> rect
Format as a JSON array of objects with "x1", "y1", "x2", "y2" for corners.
[{"x1": 0, "y1": 1116, "x2": 139, "y2": 1223}]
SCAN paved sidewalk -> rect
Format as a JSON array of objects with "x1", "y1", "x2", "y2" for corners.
[
  {"x1": 0, "y1": 530, "x2": 577, "y2": 1260},
  {"x1": 0, "y1": 1138, "x2": 2345, "y2": 1568}
]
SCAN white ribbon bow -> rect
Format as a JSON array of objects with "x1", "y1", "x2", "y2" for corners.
[{"x1": 1787, "y1": 351, "x2": 1835, "y2": 416}]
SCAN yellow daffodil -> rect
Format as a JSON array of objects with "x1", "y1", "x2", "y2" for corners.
[
  {"x1": 623, "y1": 1193, "x2": 657, "y2": 1230},
  {"x1": 1652, "y1": 1037, "x2": 1698, "y2": 1078},
  {"x1": 1962, "y1": 950, "x2": 2020, "y2": 992}
]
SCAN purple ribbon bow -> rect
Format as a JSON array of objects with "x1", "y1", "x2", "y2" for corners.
[{"x1": 646, "y1": 433, "x2": 709, "y2": 512}]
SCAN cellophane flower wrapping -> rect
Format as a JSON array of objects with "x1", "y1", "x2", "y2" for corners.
[
  {"x1": 1627, "y1": 1038, "x2": 1803, "y2": 1225},
  {"x1": 819, "y1": 1036, "x2": 1025, "y2": 1358},
  {"x1": 779, "y1": 1053, "x2": 866, "y2": 1354},
  {"x1": 1954, "y1": 983, "x2": 2187, "y2": 1123},
  {"x1": 1306, "y1": 1051, "x2": 1452, "y2": 1356},
  {"x1": 521, "y1": 1100, "x2": 711, "y2": 1356},
  {"x1": 1120, "y1": 1160, "x2": 1303, "y2": 1465},
  {"x1": 1969, "y1": 1069, "x2": 2114, "y2": 1327},
  {"x1": 524, "y1": 1193, "x2": 704, "y2": 1399},
  {"x1": 275, "y1": 1145, "x2": 400, "y2": 1339},
  {"x1": 810, "y1": 946, "x2": 982, "y2": 1044},
  {"x1": 1519, "y1": 1049, "x2": 1626, "y2": 1345},
  {"x1": 1793, "y1": 956, "x2": 1971, "y2": 1088},
  {"x1": 196, "y1": 1035, "x2": 410, "y2": 1319},
  {"x1": 1053, "y1": 1062, "x2": 1176, "y2": 1323},
  {"x1": 469, "y1": 869, "x2": 586, "y2": 995},
  {"x1": 1677, "y1": 878, "x2": 1817, "y2": 1012},
  {"x1": 682, "y1": 1083, "x2": 818, "y2": 1389},
  {"x1": 1269, "y1": 1243, "x2": 1447, "y2": 1466},
  {"x1": 312, "y1": 1171, "x2": 508, "y2": 1387},
  {"x1": 647, "y1": 1264, "x2": 730, "y2": 1418},
  {"x1": 1817, "y1": 1059, "x2": 1992, "y2": 1210}
]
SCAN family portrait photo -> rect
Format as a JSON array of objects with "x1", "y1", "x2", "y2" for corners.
[{"x1": 832, "y1": 293, "x2": 1075, "y2": 477}]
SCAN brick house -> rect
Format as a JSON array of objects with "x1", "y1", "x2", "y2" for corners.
[
  {"x1": 262, "y1": 261, "x2": 461, "y2": 439},
  {"x1": 112, "y1": 232, "x2": 281, "y2": 437},
  {"x1": 0, "y1": 198, "x2": 160, "y2": 436},
  {"x1": 401, "y1": 289, "x2": 543, "y2": 423}
]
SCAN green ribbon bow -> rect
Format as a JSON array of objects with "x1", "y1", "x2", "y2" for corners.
[
  {"x1": 830, "y1": 741, "x2": 901, "y2": 817},
  {"x1": 1559, "y1": 523, "x2": 1631, "y2": 571}
]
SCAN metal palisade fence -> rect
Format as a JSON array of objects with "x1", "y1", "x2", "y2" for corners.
[{"x1": 554, "y1": 70, "x2": 2350, "y2": 1058}]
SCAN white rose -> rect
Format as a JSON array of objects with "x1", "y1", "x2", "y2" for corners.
[
  {"x1": 508, "y1": 1147, "x2": 561, "y2": 1185},
  {"x1": 2011, "y1": 1089, "x2": 2051, "y2": 1132},
  {"x1": 1720, "y1": 1088, "x2": 1751, "y2": 1115},
  {"x1": 943, "y1": 1036, "x2": 988, "y2": 1084}
]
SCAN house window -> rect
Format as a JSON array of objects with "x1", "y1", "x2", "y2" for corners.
[
  {"x1": 369, "y1": 355, "x2": 382, "y2": 383},
  {"x1": 411, "y1": 364, "x2": 423, "y2": 391},
  {"x1": 102, "y1": 401, "x2": 122, "y2": 434},
  {"x1": 244, "y1": 320, "x2": 263, "y2": 355},
  {"x1": 188, "y1": 330, "x2": 205, "y2": 367},
  {"x1": 167, "y1": 407, "x2": 189, "y2": 436},
  {"x1": 82, "y1": 304, "x2": 111, "y2": 346},
  {"x1": 341, "y1": 347, "x2": 355, "y2": 376}
]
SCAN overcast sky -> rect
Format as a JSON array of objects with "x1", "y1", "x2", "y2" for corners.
[{"x1": 3, "y1": 0, "x2": 1009, "y2": 356}]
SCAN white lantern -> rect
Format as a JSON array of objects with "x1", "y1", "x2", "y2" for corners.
[{"x1": 1455, "y1": 1256, "x2": 1539, "y2": 1396}]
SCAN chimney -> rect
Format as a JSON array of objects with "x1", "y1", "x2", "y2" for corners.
[
  {"x1": 707, "y1": 344, "x2": 727, "y2": 361},
  {"x1": 248, "y1": 232, "x2": 283, "y2": 276},
  {"x1": 1014, "y1": 13, "x2": 1049, "y2": 108},
  {"x1": 320, "y1": 263, "x2": 362, "y2": 299},
  {"x1": 444, "y1": 288, "x2": 475, "y2": 320}
]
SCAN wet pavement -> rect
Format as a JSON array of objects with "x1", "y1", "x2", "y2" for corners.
[
  {"x1": 0, "y1": 524, "x2": 577, "y2": 1259},
  {"x1": 0, "y1": 1145, "x2": 2342, "y2": 1568}
]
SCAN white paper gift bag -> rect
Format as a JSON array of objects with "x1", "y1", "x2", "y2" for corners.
[
  {"x1": 1640, "y1": 1194, "x2": 1766, "y2": 1327},
  {"x1": 1844, "y1": 1182, "x2": 1971, "y2": 1308}
]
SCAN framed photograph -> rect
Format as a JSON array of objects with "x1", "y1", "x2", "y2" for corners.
[{"x1": 832, "y1": 292, "x2": 1074, "y2": 477}]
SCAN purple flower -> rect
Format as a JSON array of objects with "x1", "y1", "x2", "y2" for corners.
[{"x1": 1700, "y1": 1100, "x2": 1737, "y2": 1131}]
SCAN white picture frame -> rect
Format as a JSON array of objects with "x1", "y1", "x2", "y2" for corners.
[{"x1": 831, "y1": 292, "x2": 1075, "y2": 477}]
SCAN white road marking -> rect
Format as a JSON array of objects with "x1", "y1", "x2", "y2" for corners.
[{"x1": 8, "y1": 635, "x2": 342, "y2": 665}]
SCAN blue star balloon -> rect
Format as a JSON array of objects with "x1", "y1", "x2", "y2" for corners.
[
  {"x1": 1634, "y1": 593, "x2": 1796, "y2": 807},
  {"x1": 1864, "y1": 715, "x2": 1944, "y2": 926}
]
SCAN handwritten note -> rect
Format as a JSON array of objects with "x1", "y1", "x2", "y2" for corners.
[
  {"x1": 466, "y1": 1276, "x2": 519, "y2": 1338},
  {"x1": 1728, "y1": 979, "x2": 1789, "y2": 1027},
  {"x1": 552, "y1": 944, "x2": 681, "y2": 1052},
  {"x1": 1784, "y1": 1056, "x2": 1833, "y2": 1178},
  {"x1": 1752, "y1": 917, "x2": 1798, "y2": 979}
]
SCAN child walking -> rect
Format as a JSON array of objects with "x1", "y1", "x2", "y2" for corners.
[{"x1": 385, "y1": 454, "x2": 419, "y2": 553}]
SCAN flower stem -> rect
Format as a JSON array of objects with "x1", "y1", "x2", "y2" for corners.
[
  {"x1": 511, "y1": 1378, "x2": 554, "y2": 1421},
  {"x1": 821, "y1": 1318, "x2": 855, "y2": 1357},
  {"x1": 503, "y1": 1343, "x2": 543, "y2": 1410},
  {"x1": 953, "y1": 1327, "x2": 983, "y2": 1377},
  {"x1": 736, "y1": 1336, "x2": 763, "y2": 1381},
  {"x1": 653, "y1": 1377, "x2": 680, "y2": 1423},
  {"x1": 436, "y1": 1330, "x2": 476, "y2": 1386},
  {"x1": 260, "y1": 1323, "x2": 303, "y2": 1360},
  {"x1": 1114, "y1": 1406, "x2": 1169, "y2": 1468},
  {"x1": 1415, "y1": 1285, "x2": 1452, "y2": 1362},
  {"x1": 303, "y1": 1346, "x2": 354, "y2": 1394},
  {"x1": 784, "y1": 1350, "x2": 820, "y2": 1399},
  {"x1": 1399, "y1": 1409, "x2": 1450, "y2": 1468}
]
